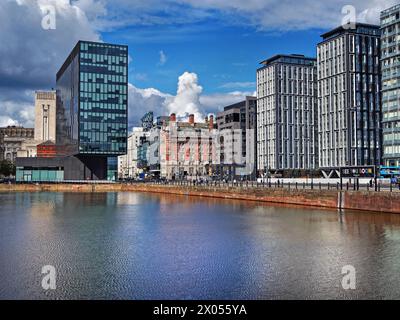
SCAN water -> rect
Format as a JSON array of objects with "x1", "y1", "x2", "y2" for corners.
[{"x1": 1, "y1": 191, "x2": 400, "y2": 300}]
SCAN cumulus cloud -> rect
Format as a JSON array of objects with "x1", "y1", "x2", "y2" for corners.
[
  {"x1": 0, "y1": 0, "x2": 100, "y2": 89},
  {"x1": 0, "y1": 97, "x2": 36, "y2": 127},
  {"x1": 92, "y1": 0, "x2": 398, "y2": 31},
  {"x1": 0, "y1": 116, "x2": 19, "y2": 128},
  {"x1": 128, "y1": 72, "x2": 253, "y2": 128},
  {"x1": 128, "y1": 84, "x2": 171, "y2": 126},
  {"x1": 0, "y1": 0, "x2": 102, "y2": 127},
  {"x1": 180, "y1": 0, "x2": 398, "y2": 30},
  {"x1": 165, "y1": 72, "x2": 204, "y2": 121}
]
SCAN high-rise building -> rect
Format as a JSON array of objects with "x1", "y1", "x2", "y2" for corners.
[
  {"x1": 256, "y1": 54, "x2": 318, "y2": 174},
  {"x1": 16, "y1": 41, "x2": 128, "y2": 182},
  {"x1": 216, "y1": 96, "x2": 257, "y2": 179},
  {"x1": 381, "y1": 4, "x2": 400, "y2": 166},
  {"x1": 56, "y1": 40, "x2": 128, "y2": 180},
  {"x1": 35, "y1": 91, "x2": 56, "y2": 142},
  {"x1": 317, "y1": 24, "x2": 382, "y2": 168}
]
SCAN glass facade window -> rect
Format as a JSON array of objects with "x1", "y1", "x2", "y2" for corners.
[{"x1": 16, "y1": 168, "x2": 64, "y2": 182}]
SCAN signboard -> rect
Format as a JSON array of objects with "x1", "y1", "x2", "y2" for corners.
[{"x1": 340, "y1": 166, "x2": 375, "y2": 178}]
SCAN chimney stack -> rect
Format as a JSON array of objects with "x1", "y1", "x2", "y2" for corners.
[
  {"x1": 170, "y1": 113, "x2": 176, "y2": 122},
  {"x1": 189, "y1": 114, "x2": 195, "y2": 125},
  {"x1": 209, "y1": 115, "x2": 214, "y2": 130}
]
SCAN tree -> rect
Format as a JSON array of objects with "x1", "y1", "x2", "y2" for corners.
[{"x1": 0, "y1": 160, "x2": 16, "y2": 177}]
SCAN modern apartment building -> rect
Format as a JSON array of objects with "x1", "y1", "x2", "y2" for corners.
[
  {"x1": 216, "y1": 96, "x2": 257, "y2": 179},
  {"x1": 317, "y1": 23, "x2": 382, "y2": 169},
  {"x1": 256, "y1": 54, "x2": 318, "y2": 174},
  {"x1": 16, "y1": 41, "x2": 128, "y2": 181},
  {"x1": 381, "y1": 4, "x2": 400, "y2": 166}
]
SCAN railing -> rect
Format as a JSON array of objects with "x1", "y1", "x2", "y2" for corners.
[{"x1": 126, "y1": 179, "x2": 400, "y2": 193}]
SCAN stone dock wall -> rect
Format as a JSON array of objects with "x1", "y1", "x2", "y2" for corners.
[{"x1": 1, "y1": 183, "x2": 400, "y2": 214}]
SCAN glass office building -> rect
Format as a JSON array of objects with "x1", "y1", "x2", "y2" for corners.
[{"x1": 56, "y1": 41, "x2": 128, "y2": 180}]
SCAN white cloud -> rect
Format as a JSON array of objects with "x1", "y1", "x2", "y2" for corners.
[
  {"x1": 0, "y1": 116, "x2": 19, "y2": 128},
  {"x1": 0, "y1": 0, "x2": 102, "y2": 127},
  {"x1": 200, "y1": 91, "x2": 256, "y2": 115},
  {"x1": 128, "y1": 72, "x2": 253, "y2": 127},
  {"x1": 89, "y1": 0, "x2": 398, "y2": 32},
  {"x1": 128, "y1": 83, "x2": 171, "y2": 127},
  {"x1": 165, "y1": 72, "x2": 204, "y2": 121},
  {"x1": 179, "y1": 0, "x2": 399, "y2": 30},
  {"x1": 158, "y1": 50, "x2": 167, "y2": 66},
  {"x1": 0, "y1": 98, "x2": 36, "y2": 128}
]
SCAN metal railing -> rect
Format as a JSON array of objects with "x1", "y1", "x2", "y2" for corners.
[{"x1": 128, "y1": 179, "x2": 400, "y2": 193}]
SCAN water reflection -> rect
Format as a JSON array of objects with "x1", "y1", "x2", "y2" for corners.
[{"x1": 0, "y1": 192, "x2": 400, "y2": 299}]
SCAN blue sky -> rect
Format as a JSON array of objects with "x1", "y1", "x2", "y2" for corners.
[{"x1": 103, "y1": 23, "x2": 322, "y2": 94}]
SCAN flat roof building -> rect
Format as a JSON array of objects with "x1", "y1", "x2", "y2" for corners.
[
  {"x1": 381, "y1": 4, "x2": 400, "y2": 166},
  {"x1": 317, "y1": 24, "x2": 382, "y2": 168},
  {"x1": 257, "y1": 54, "x2": 318, "y2": 173},
  {"x1": 16, "y1": 41, "x2": 129, "y2": 182},
  {"x1": 216, "y1": 96, "x2": 257, "y2": 179}
]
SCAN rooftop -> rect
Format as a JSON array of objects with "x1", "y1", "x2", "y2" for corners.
[
  {"x1": 381, "y1": 4, "x2": 400, "y2": 16},
  {"x1": 320, "y1": 23, "x2": 380, "y2": 40},
  {"x1": 259, "y1": 54, "x2": 316, "y2": 67},
  {"x1": 56, "y1": 40, "x2": 128, "y2": 80}
]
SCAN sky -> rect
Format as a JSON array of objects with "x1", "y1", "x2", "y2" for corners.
[{"x1": 0, "y1": 0, "x2": 398, "y2": 129}]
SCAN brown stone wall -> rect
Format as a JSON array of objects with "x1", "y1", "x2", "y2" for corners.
[
  {"x1": 1, "y1": 184, "x2": 400, "y2": 214},
  {"x1": 342, "y1": 191, "x2": 400, "y2": 214}
]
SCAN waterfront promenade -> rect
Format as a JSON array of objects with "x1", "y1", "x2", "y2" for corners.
[{"x1": 2, "y1": 181, "x2": 400, "y2": 214}]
